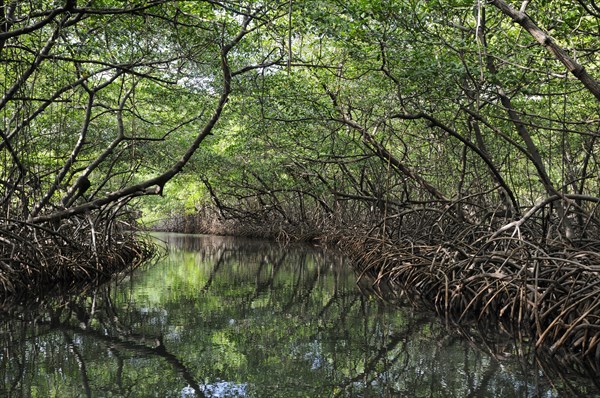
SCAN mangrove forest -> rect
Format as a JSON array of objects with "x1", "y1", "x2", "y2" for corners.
[{"x1": 2, "y1": 0, "x2": 600, "y2": 388}]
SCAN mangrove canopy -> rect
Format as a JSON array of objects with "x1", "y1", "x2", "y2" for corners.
[{"x1": 2, "y1": 0, "x2": 600, "y2": 369}]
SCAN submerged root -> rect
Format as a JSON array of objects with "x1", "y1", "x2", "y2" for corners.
[{"x1": 341, "y1": 208, "x2": 600, "y2": 371}]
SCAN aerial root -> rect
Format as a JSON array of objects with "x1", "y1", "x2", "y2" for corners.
[
  {"x1": 340, "y1": 214, "x2": 600, "y2": 371},
  {"x1": 0, "y1": 215, "x2": 155, "y2": 301}
]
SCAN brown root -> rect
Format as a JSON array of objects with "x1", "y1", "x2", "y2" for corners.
[
  {"x1": 340, "y1": 207, "x2": 600, "y2": 371},
  {"x1": 0, "y1": 214, "x2": 155, "y2": 301}
]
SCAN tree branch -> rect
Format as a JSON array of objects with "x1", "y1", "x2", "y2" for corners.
[{"x1": 490, "y1": 0, "x2": 600, "y2": 102}]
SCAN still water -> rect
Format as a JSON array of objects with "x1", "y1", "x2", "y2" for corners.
[{"x1": 0, "y1": 233, "x2": 597, "y2": 397}]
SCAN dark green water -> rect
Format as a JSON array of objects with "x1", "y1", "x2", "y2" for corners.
[{"x1": 0, "y1": 233, "x2": 597, "y2": 397}]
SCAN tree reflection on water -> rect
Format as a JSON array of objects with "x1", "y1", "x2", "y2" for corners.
[{"x1": 0, "y1": 233, "x2": 596, "y2": 397}]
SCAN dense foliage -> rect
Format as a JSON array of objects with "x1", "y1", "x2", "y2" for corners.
[
  {"x1": 1, "y1": 0, "x2": 598, "y2": 238},
  {"x1": 146, "y1": 0, "x2": 600, "y2": 245}
]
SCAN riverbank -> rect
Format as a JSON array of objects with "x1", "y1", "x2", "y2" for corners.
[
  {"x1": 0, "y1": 217, "x2": 155, "y2": 301},
  {"x1": 339, "y1": 225, "x2": 600, "y2": 375},
  {"x1": 148, "y1": 208, "x2": 339, "y2": 243},
  {"x1": 6, "y1": 204, "x2": 598, "y2": 383}
]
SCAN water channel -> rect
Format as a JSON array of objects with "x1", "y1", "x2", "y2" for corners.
[{"x1": 0, "y1": 233, "x2": 598, "y2": 397}]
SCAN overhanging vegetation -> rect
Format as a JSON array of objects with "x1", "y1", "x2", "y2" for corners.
[{"x1": 2, "y1": 0, "x2": 600, "y2": 367}]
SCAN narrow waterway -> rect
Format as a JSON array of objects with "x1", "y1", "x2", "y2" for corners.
[{"x1": 0, "y1": 233, "x2": 596, "y2": 397}]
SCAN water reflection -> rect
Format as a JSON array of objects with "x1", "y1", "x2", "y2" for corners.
[{"x1": 0, "y1": 233, "x2": 596, "y2": 397}]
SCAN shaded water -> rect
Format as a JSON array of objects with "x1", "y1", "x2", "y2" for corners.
[{"x1": 0, "y1": 233, "x2": 598, "y2": 397}]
